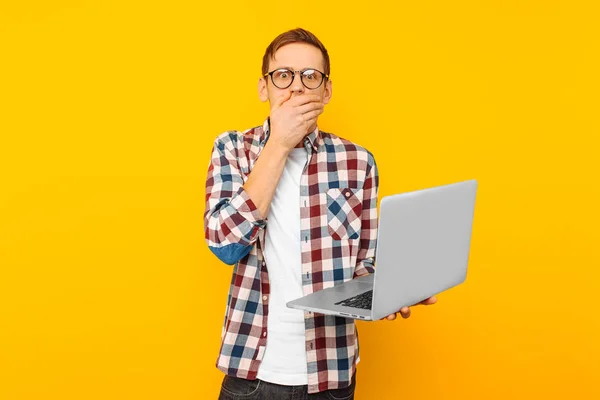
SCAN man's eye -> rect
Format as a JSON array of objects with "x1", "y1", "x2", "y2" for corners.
[
  {"x1": 275, "y1": 70, "x2": 290, "y2": 79},
  {"x1": 303, "y1": 70, "x2": 317, "y2": 79}
]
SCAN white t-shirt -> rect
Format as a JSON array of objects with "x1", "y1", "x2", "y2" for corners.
[
  {"x1": 256, "y1": 146, "x2": 361, "y2": 386},
  {"x1": 257, "y1": 147, "x2": 308, "y2": 385}
]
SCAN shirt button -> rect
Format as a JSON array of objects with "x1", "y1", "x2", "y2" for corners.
[
  {"x1": 262, "y1": 260, "x2": 266, "y2": 266},
  {"x1": 345, "y1": 191, "x2": 351, "y2": 197},
  {"x1": 263, "y1": 295, "x2": 268, "y2": 301},
  {"x1": 263, "y1": 331, "x2": 267, "y2": 337}
]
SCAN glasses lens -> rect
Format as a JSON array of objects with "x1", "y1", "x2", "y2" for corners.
[
  {"x1": 301, "y1": 69, "x2": 324, "y2": 89},
  {"x1": 272, "y1": 69, "x2": 293, "y2": 88}
]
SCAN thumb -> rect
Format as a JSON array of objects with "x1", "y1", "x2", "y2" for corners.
[{"x1": 272, "y1": 91, "x2": 292, "y2": 109}]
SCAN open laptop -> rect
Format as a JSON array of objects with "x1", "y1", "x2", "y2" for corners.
[{"x1": 287, "y1": 179, "x2": 478, "y2": 321}]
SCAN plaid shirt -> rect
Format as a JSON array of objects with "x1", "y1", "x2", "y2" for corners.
[{"x1": 204, "y1": 117, "x2": 379, "y2": 393}]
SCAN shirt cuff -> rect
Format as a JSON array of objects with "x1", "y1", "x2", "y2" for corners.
[
  {"x1": 354, "y1": 258, "x2": 375, "y2": 277},
  {"x1": 230, "y1": 185, "x2": 267, "y2": 228}
]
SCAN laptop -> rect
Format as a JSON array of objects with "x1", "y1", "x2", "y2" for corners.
[{"x1": 287, "y1": 179, "x2": 478, "y2": 321}]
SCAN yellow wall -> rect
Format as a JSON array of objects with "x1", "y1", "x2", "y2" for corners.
[{"x1": 1, "y1": 1, "x2": 598, "y2": 399}]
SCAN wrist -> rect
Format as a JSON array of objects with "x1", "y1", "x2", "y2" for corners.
[
  {"x1": 264, "y1": 138, "x2": 292, "y2": 158},
  {"x1": 266, "y1": 131, "x2": 293, "y2": 154}
]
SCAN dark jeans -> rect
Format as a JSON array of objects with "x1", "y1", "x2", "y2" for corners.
[{"x1": 218, "y1": 371, "x2": 357, "y2": 400}]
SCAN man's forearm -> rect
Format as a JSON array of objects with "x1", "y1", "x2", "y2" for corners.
[{"x1": 243, "y1": 140, "x2": 290, "y2": 219}]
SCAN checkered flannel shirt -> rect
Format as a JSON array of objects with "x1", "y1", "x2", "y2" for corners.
[{"x1": 204, "y1": 117, "x2": 379, "y2": 393}]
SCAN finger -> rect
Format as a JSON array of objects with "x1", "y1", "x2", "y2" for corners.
[
  {"x1": 295, "y1": 101, "x2": 324, "y2": 115},
  {"x1": 288, "y1": 94, "x2": 322, "y2": 107},
  {"x1": 273, "y1": 91, "x2": 292, "y2": 109},
  {"x1": 419, "y1": 296, "x2": 437, "y2": 305},
  {"x1": 301, "y1": 108, "x2": 324, "y2": 122},
  {"x1": 386, "y1": 313, "x2": 397, "y2": 321},
  {"x1": 400, "y1": 307, "x2": 411, "y2": 319}
]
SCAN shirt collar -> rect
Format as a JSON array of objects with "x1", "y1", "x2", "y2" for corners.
[{"x1": 261, "y1": 116, "x2": 320, "y2": 153}]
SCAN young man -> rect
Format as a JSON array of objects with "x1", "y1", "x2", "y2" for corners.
[{"x1": 204, "y1": 28, "x2": 436, "y2": 399}]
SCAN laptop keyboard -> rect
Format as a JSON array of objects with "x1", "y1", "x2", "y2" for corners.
[{"x1": 335, "y1": 290, "x2": 373, "y2": 310}]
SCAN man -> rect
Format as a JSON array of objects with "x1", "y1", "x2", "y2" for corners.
[{"x1": 204, "y1": 28, "x2": 436, "y2": 399}]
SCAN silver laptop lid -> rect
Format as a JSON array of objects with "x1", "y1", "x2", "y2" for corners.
[{"x1": 371, "y1": 180, "x2": 478, "y2": 320}]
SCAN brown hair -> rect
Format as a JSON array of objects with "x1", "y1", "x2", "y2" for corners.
[{"x1": 261, "y1": 28, "x2": 330, "y2": 77}]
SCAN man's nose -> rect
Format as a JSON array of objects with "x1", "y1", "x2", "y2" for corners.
[{"x1": 289, "y1": 73, "x2": 305, "y2": 94}]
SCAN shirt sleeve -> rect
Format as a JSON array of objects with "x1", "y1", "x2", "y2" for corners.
[
  {"x1": 354, "y1": 151, "x2": 379, "y2": 277},
  {"x1": 203, "y1": 133, "x2": 267, "y2": 265}
]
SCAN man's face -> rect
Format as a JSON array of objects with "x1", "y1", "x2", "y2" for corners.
[{"x1": 258, "y1": 42, "x2": 332, "y2": 111}]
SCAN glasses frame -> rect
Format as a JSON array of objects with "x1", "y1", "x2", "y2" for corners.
[{"x1": 263, "y1": 68, "x2": 329, "y2": 90}]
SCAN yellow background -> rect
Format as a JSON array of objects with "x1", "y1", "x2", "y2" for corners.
[{"x1": 1, "y1": 1, "x2": 599, "y2": 399}]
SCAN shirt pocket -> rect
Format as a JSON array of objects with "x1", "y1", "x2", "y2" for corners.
[{"x1": 326, "y1": 187, "x2": 363, "y2": 241}]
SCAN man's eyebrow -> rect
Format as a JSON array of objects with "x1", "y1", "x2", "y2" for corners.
[{"x1": 271, "y1": 66, "x2": 319, "y2": 71}]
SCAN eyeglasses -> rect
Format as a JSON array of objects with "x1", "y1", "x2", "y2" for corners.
[{"x1": 264, "y1": 68, "x2": 329, "y2": 90}]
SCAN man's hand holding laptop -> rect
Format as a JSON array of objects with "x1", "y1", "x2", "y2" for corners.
[{"x1": 355, "y1": 271, "x2": 438, "y2": 320}]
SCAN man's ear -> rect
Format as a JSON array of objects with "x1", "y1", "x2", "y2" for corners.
[
  {"x1": 322, "y1": 79, "x2": 333, "y2": 105},
  {"x1": 258, "y1": 77, "x2": 268, "y2": 102}
]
